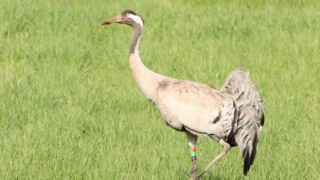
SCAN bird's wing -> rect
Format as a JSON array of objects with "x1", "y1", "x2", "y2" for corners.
[{"x1": 155, "y1": 79, "x2": 237, "y2": 140}]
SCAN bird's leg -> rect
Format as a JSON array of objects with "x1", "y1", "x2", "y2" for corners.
[
  {"x1": 190, "y1": 146, "x2": 197, "y2": 179},
  {"x1": 196, "y1": 139, "x2": 231, "y2": 179},
  {"x1": 186, "y1": 132, "x2": 198, "y2": 180}
]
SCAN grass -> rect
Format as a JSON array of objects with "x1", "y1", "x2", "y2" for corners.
[{"x1": 0, "y1": 0, "x2": 320, "y2": 179}]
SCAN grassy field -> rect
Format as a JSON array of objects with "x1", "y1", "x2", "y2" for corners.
[{"x1": 1, "y1": 0, "x2": 319, "y2": 179}]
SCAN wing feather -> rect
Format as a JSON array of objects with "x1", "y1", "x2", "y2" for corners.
[{"x1": 155, "y1": 79, "x2": 237, "y2": 139}]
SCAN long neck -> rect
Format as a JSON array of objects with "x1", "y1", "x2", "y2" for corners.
[{"x1": 129, "y1": 23, "x2": 165, "y2": 101}]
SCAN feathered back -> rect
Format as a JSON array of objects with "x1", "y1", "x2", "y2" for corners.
[{"x1": 221, "y1": 69, "x2": 264, "y2": 175}]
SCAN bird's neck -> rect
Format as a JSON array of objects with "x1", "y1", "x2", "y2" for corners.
[{"x1": 129, "y1": 24, "x2": 164, "y2": 101}]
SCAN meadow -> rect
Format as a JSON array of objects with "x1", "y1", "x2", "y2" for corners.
[{"x1": 0, "y1": 0, "x2": 319, "y2": 179}]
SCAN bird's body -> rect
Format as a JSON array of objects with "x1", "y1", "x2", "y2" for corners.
[
  {"x1": 101, "y1": 10, "x2": 264, "y2": 179},
  {"x1": 155, "y1": 78, "x2": 237, "y2": 140}
]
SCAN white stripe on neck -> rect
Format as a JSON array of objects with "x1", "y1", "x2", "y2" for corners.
[
  {"x1": 135, "y1": 37, "x2": 141, "y2": 54},
  {"x1": 128, "y1": 14, "x2": 144, "y2": 28}
]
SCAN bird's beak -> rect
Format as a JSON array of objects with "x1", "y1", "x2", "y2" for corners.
[{"x1": 101, "y1": 15, "x2": 123, "y2": 25}]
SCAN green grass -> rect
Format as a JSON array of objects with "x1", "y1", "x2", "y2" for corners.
[{"x1": 1, "y1": 0, "x2": 320, "y2": 179}]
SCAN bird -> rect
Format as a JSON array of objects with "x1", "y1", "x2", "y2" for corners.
[{"x1": 101, "y1": 10, "x2": 264, "y2": 179}]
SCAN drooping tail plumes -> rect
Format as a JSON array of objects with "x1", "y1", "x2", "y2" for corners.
[
  {"x1": 235, "y1": 118, "x2": 259, "y2": 175},
  {"x1": 221, "y1": 69, "x2": 264, "y2": 175}
]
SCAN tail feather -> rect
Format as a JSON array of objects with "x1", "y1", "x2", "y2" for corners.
[
  {"x1": 221, "y1": 69, "x2": 265, "y2": 128},
  {"x1": 242, "y1": 125, "x2": 258, "y2": 175},
  {"x1": 221, "y1": 68, "x2": 264, "y2": 175}
]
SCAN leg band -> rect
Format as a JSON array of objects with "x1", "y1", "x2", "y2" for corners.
[
  {"x1": 191, "y1": 147, "x2": 196, "y2": 161},
  {"x1": 192, "y1": 156, "x2": 196, "y2": 161}
]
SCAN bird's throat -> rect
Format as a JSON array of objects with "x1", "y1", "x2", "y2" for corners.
[
  {"x1": 129, "y1": 24, "x2": 165, "y2": 102},
  {"x1": 129, "y1": 25, "x2": 143, "y2": 55}
]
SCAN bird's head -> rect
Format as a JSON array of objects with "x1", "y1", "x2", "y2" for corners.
[{"x1": 101, "y1": 10, "x2": 144, "y2": 27}]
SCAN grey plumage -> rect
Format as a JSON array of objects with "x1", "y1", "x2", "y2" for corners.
[
  {"x1": 101, "y1": 10, "x2": 265, "y2": 179},
  {"x1": 155, "y1": 78, "x2": 237, "y2": 140},
  {"x1": 221, "y1": 69, "x2": 265, "y2": 175}
]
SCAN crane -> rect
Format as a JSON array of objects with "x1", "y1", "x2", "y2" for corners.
[{"x1": 101, "y1": 10, "x2": 264, "y2": 179}]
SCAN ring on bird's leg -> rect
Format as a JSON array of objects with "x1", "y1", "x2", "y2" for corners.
[
  {"x1": 191, "y1": 147, "x2": 196, "y2": 161},
  {"x1": 190, "y1": 147, "x2": 197, "y2": 179}
]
